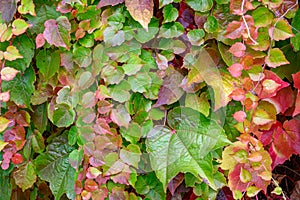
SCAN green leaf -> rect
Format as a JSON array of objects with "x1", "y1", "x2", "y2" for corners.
[
  {"x1": 120, "y1": 144, "x2": 141, "y2": 168},
  {"x1": 56, "y1": 86, "x2": 79, "y2": 108},
  {"x1": 13, "y1": 161, "x2": 37, "y2": 191},
  {"x1": 36, "y1": 50, "x2": 60, "y2": 80},
  {"x1": 158, "y1": 22, "x2": 184, "y2": 38},
  {"x1": 31, "y1": 103, "x2": 48, "y2": 133},
  {"x1": 163, "y1": 4, "x2": 178, "y2": 23},
  {"x1": 69, "y1": 149, "x2": 83, "y2": 170},
  {"x1": 185, "y1": 92, "x2": 210, "y2": 117},
  {"x1": 2, "y1": 66, "x2": 35, "y2": 108},
  {"x1": 103, "y1": 27, "x2": 125, "y2": 47},
  {"x1": 271, "y1": 19, "x2": 294, "y2": 41},
  {"x1": 186, "y1": 0, "x2": 213, "y2": 12},
  {"x1": 134, "y1": 18, "x2": 159, "y2": 43},
  {"x1": 146, "y1": 107, "x2": 230, "y2": 190},
  {"x1": 27, "y1": 5, "x2": 60, "y2": 34},
  {"x1": 291, "y1": 8, "x2": 300, "y2": 51},
  {"x1": 31, "y1": 130, "x2": 45, "y2": 153},
  {"x1": 18, "y1": 0, "x2": 36, "y2": 16},
  {"x1": 5, "y1": 35, "x2": 34, "y2": 71},
  {"x1": 0, "y1": 116, "x2": 10, "y2": 132},
  {"x1": 252, "y1": 7, "x2": 273, "y2": 27},
  {"x1": 120, "y1": 122, "x2": 142, "y2": 143},
  {"x1": 48, "y1": 104, "x2": 75, "y2": 128},
  {"x1": 0, "y1": 170, "x2": 12, "y2": 200},
  {"x1": 73, "y1": 46, "x2": 92, "y2": 68},
  {"x1": 34, "y1": 134, "x2": 76, "y2": 200},
  {"x1": 4, "y1": 45, "x2": 23, "y2": 61},
  {"x1": 109, "y1": 80, "x2": 131, "y2": 103},
  {"x1": 12, "y1": 19, "x2": 29, "y2": 35},
  {"x1": 204, "y1": 16, "x2": 219, "y2": 33},
  {"x1": 187, "y1": 29, "x2": 205, "y2": 46},
  {"x1": 265, "y1": 48, "x2": 290, "y2": 68}
]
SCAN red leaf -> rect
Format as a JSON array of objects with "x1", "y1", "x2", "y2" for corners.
[
  {"x1": 283, "y1": 119, "x2": 300, "y2": 154},
  {"x1": 168, "y1": 173, "x2": 185, "y2": 195},
  {"x1": 230, "y1": 88, "x2": 246, "y2": 101},
  {"x1": 154, "y1": 68, "x2": 184, "y2": 107},
  {"x1": 35, "y1": 33, "x2": 45, "y2": 49},
  {"x1": 293, "y1": 91, "x2": 300, "y2": 117},
  {"x1": 233, "y1": 111, "x2": 247, "y2": 122},
  {"x1": 292, "y1": 72, "x2": 300, "y2": 90},
  {"x1": 96, "y1": 0, "x2": 124, "y2": 9},
  {"x1": 229, "y1": 42, "x2": 246, "y2": 57},
  {"x1": 228, "y1": 63, "x2": 243, "y2": 78},
  {"x1": 255, "y1": 70, "x2": 289, "y2": 99},
  {"x1": 225, "y1": 21, "x2": 244, "y2": 39},
  {"x1": 84, "y1": 179, "x2": 98, "y2": 192},
  {"x1": 264, "y1": 87, "x2": 294, "y2": 114},
  {"x1": 43, "y1": 17, "x2": 71, "y2": 49},
  {"x1": 11, "y1": 153, "x2": 23, "y2": 164}
]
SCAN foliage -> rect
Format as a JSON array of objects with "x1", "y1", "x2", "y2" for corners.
[{"x1": 0, "y1": 0, "x2": 299, "y2": 199}]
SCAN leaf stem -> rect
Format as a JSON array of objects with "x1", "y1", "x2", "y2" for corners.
[{"x1": 241, "y1": 0, "x2": 258, "y2": 45}]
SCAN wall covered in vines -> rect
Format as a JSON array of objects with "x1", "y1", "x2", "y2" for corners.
[{"x1": 0, "y1": 0, "x2": 300, "y2": 199}]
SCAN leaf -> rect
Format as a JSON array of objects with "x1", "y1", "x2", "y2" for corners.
[
  {"x1": 0, "y1": 0, "x2": 17, "y2": 23},
  {"x1": 12, "y1": 19, "x2": 30, "y2": 35},
  {"x1": 253, "y1": 101, "x2": 276, "y2": 126},
  {"x1": 47, "y1": 104, "x2": 75, "y2": 128},
  {"x1": 125, "y1": 0, "x2": 153, "y2": 30},
  {"x1": 158, "y1": 22, "x2": 184, "y2": 38},
  {"x1": 35, "y1": 33, "x2": 45, "y2": 49},
  {"x1": 204, "y1": 16, "x2": 219, "y2": 33},
  {"x1": 4, "y1": 45, "x2": 23, "y2": 61},
  {"x1": 0, "y1": 67, "x2": 19, "y2": 81},
  {"x1": 2, "y1": 67, "x2": 35, "y2": 108},
  {"x1": 252, "y1": 7, "x2": 273, "y2": 27},
  {"x1": 159, "y1": 0, "x2": 173, "y2": 8},
  {"x1": 265, "y1": 48, "x2": 289, "y2": 68},
  {"x1": 163, "y1": 4, "x2": 178, "y2": 23},
  {"x1": 187, "y1": 29, "x2": 205, "y2": 46},
  {"x1": 111, "y1": 105, "x2": 131, "y2": 128},
  {"x1": 185, "y1": 92, "x2": 210, "y2": 117},
  {"x1": 225, "y1": 21, "x2": 243, "y2": 39},
  {"x1": 291, "y1": 8, "x2": 300, "y2": 51},
  {"x1": 0, "y1": 170, "x2": 12, "y2": 200},
  {"x1": 18, "y1": 0, "x2": 36, "y2": 16},
  {"x1": 97, "y1": 0, "x2": 124, "y2": 8},
  {"x1": 146, "y1": 107, "x2": 229, "y2": 190},
  {"x1": 270, "y1": 19, "x2": 294, "y2": 41},
  {"x1": 0, "y1": 116, "x2": 10, "y2": 132},
  {"x1": 13, "y1": 161, "x2": 37, "y2": 191},
  {"x1": 228, "y1": 63, "x2": 243, "y2": 77},
  {"x1": 5, "y1": 35, "x2": 35, "y2": 71},
  {"x1": 36, "y1": 50, "x2": 60, "y2": 80},
  {"x1": 154, "y1": 67, "x2": 184, "y2": 107},
  {"x1": 43, "y1": 16, "x2": 71, "y2": 49},
  {"x1": 229, "y1": 42, "x2": 246, "y2": 58},
  {"x1": 35, "y1": 134, "x2": 75, "y2": 200},
  {"x1": 103, "y1": 27, "x2": 125, "y2": 47},
  {"x1": 31, "y1": 130, "x2": 45, "y2": 153},
  {"x1": 186, "y1": 0, "x2": 213, "y2": 12}
]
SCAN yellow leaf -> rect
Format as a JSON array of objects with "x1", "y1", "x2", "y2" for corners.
[
  {"x1": 4, "y1": 45, "x2": 23, "y2": 61},
  {"x1": 0, "y1": 116, "x2": 10, "y2": 132},
  {"x1": 0, "y1": 140, "x2": 8, "y2": 151},
  {"x1": 125, "y1": 0, "x2": 153, "y2": 31}
]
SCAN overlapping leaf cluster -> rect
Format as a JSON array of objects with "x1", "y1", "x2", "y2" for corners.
[{"x1": 0, "y1": 0, "x2": 299, "y2": 199}]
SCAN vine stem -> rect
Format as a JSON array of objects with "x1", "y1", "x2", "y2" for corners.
[{"x1": 241, "y1": 0, "x2": 258, "y2": 45}]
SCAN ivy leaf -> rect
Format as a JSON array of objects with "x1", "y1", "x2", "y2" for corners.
[
  {"x1": 0, "y1": 116, "x2": 10, "y2": 132},
  {"x1": 111, "y1": 105, "x2": 131, "y2": 128},
  {"x1": 158, "y1": 22, "x2": 184, "y2": 38},
  {"x1": 225, "y1": 21, "x2": 243, "y2": 39},
  {"x1": 34, "y1": 134, "x2": 76, "y2": 200},
  {"x1": 146, "y1": 107, "x2": 230, "y2": 191},
  {"x1": 43, "y1": 16, "x2": 71, "y2": 49},
  {"x1": 5, "y1": 35, "x2": 35, "y2": 71},
  {"x1": 159, "y1": 0, "x2": 173, "y2": 8},
  {"x1": 125, "y1": 0, "x2": 153, "y2": 30},
  {"x1": 12, "y1": 19, "x2": 30, "y2": 35},
  {"x1": 270, "y1": 19, "x2": 294, "y2": 41},
  {"x1": 97, "y1": 0, "x2": 124, "y2": 8},
  {"x1": 47, "y1": 104, "x2": 75, "y2": 128},
  {"x1": 13, "y1": 161, "x2": 37, "y2": 191},
  {"x1": 204, "y1": 16, "x2": 219, "y2": 33},
  {"x1": 0, "y1": 67, "x2": 19, "y2": 81},
  {"x1": 154, "y1": 67, "x2": 184, "y2": 107},
  {"x1": 18, "y1": 0, "x2": 36, "y2": 16},
  {"x1": 2, "y1": 67, "x2": 35, "y2": 108},
  {"x1": 4, "y1": 45, "x2": 23, "y2": 61},
  {"x1": 0, "y1": 170, "x2": 12, "y2": 200},
  {"x1": 0, "y1": 0, "x2": 17, "y2": 23},
  {"x1": 229, "y1": 42, "x2": 246, "y2": 58},
  {"x1": 253, "y1": 101, "x2": 276, "y2": 126},
  {"x1": 265, "y1": 48, "x2": 289, "y2": 68},
  {"x1": 163, "y1": 4, "x2": 178, "y2": 23},
  {"x1": 291, "y1": 8, "x2": 300, "y2": 52},
  {"x1": 36, "y1": 50, "x2": 60, "y2": 80},
  {"x1": 73, "y1": 46, "x2": 92, "y2": 68},
  {"x1": 252, "y1": 7, "x2": 273, "y2": 27},
  {"x1": 186, "y1": 0, "x2": 213, "y2": 12}
]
